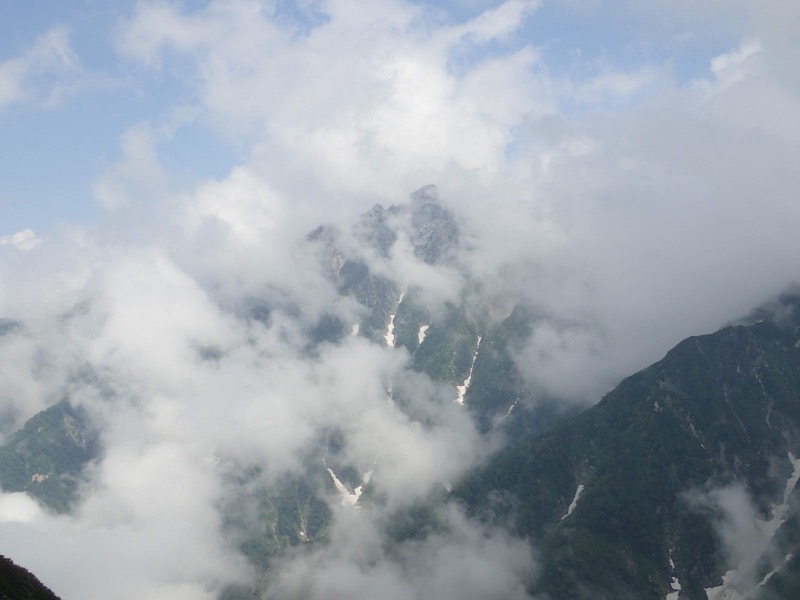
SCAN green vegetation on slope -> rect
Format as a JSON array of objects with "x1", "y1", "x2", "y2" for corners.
[
  {"x1": 412, "y1": 302, "x2": 480, "y2": 385},
  {"x1": 0, "y1": 555, "x2": 61, "y2": 600},
  {"x1": 458, "y1": 296, "x2": 800, "y2": 599},
  {"x1": 0, "y1": 400, "x2": 98, "y2": 513}
]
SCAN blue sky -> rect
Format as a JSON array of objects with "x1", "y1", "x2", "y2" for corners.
[{"x1": 0, "y1": 0, "x2": 742, "y2": 236}]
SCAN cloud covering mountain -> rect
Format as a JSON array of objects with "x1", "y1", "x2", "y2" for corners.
[{"x1": 0, "y1": 1, "x2": 799, "y2": 598}]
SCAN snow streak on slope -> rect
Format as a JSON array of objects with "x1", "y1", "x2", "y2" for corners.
[
  {"x1": 418, "y1": 325, "x2": 429, "y2": 346},
  {"x1": 384, "y1": 315, "x2": 397, "y2": 348},
  {"x1": 705, "y1": 453, "x2": 800, "y2": 600},
  {"x1": 327, "y1": 468, "x2": 371, "y2": 508},
  {"x1": 560, "y1": 484, "x2": 584, "y2": 522},
  {"x1": 757, "y1": 553, "x2": 794, "y2": 589},
  {"x1": 666, "y1": 556, "x2": 682, "y2": 600},
  {"x1": 353, "y1": 469, "x2": 373, "y2": 500},
  {"x1": 503, "y1": 398, "x2": 519, "y2": 418},
  {"x1": 705, "y1": 571, "x2": 743, "y2": 600},
  {"x1": 455, "y1": 337, "x2": 481, "y2": 405},
  {"x1": 384, "y1": 292, "x2": 405, "y2": 348}
]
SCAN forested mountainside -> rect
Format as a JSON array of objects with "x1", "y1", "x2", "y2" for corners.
[
  {"x1": 459, "y1": 292, "x2": 800, "y2": 599},
  {"x1": 0, "y1": 401, "x2": 98, "y2": 513},
  {"x1": 0, "y1": 555, "x2": 61, "y2": 600},
  {"x1": 0, "y1": 191, "x2": 798, "y2": 600}
]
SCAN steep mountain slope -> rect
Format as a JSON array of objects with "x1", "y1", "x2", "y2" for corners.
[
  {"x1": 307, "y1": 186, "x2": 555, "y2": 432},
  {"x1": 0, "y1": 400, "x2": 98, "y2": 513},
  {"x1": 0, "y1": 555, "x2": 61, "y2": 600},
  {"x1": 222, "y1": 190, "x2": 567, "y2": 588},
  {"x1": 458, "y1": 292, "x2": 800, "y2": 599},
  {"x1": 1, "y1": 188, "x2": 797, "y2": 599},
  {"x1": 0, "y1": 189, "x2": 566, "y2": 598}
]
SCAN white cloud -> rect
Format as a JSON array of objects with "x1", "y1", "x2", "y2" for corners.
[
  {"x1": 0, "y1": 26, "x2": 80, "y2": 110},
  {"x1": 267, "y1": 503, "x2": 536, "y2": 600},
  {"x1": 1, "y1": 0, "x2": 800, "y2": 598},
  {"x1": 101, "y1": 0, "x2": 800, "y2": 409},
  {"x1": 444, "y1": 0, "x2": 541, "y2": 45},
  {"x1": 575, "y1": 66, "x2": 660, "y2": 104},
  {"x1": 0, "y1": 492, "x2": 45, "y2": 524},
  {"x1": 708, "y1": 39, "x2": 763, "y2": 90},
  {"x1": 113, "y1": 0, "x2": 549, "y2": 215},
  {"x1": 0, "y1": 229, "x2": 42, "y2": 251},
  {"x1": 92, "y1": 124, "x2": 170, "y2": 210}
]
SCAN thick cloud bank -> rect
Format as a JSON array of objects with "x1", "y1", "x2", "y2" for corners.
[
  {"x1": 266, "y1": 504, "x2": 536, "y2": 600},
  {"x1": 0, "y1": 1, "x2": 799, "y2": 598}
]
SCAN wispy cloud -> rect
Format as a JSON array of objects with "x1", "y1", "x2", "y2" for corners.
[
  {"x1": 0, "y1": 27, "x2": 80, "y2": 110},
  {"x1": 0, "y1": 229, "x2": 41, "y2": 251}
]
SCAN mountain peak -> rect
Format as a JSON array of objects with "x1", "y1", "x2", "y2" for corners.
[
  {"x1": 410, "y1": 184, "x2": 439, "y2": 203},
  {"x1": 407, "y1": 185, "x2": 459, "y2": 265}
]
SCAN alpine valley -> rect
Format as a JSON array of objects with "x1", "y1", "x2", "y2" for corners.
[{"x1": 1, "y1": 187, "x2": 799, "y2": 600}]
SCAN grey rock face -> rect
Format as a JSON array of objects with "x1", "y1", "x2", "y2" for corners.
[
  {"x1": 408, "y1": 185, "x2": 459, "y2": 265},
  {"x1": 354, "y1": 204, "x2": 397, "y2": 257}
]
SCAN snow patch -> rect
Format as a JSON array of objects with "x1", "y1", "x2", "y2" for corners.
[
  {"x1": 418, "y1": 324, "x2": 429, "y2": 346},
  {"x1": 667, "y1": 555, "x2": 682, "y2": 600},
  {"x1": 758, "y1": 553, "x2": 793, "y2": 588},
  {"x1": 351, "y1": 322, "x2": 360, "y2": 336},
  {"x1": 705, "y1": 452, "x2": 800, "y2": 600},
  {"x1": 327, "y1": 468, "x2": 370, "y2": 508},
  {"x1": 384, "y1": 291, "x2": 405, "y2": 348},
  {"x1": 667, "y1": 582, "x2": 682, "y2": 600},
  {"x1": 783, "y1": 453, "x2": 800, "y2": 508},
  {"x1": 560, "y1": 484, "x2": 584, "y2": 522},
  {"x1": 384, "y1": 316, "x2": 397, "y2": 347},
  {"x1": 455, "y1": 336, "x2": 481, "y2": 405},
  {"x1": 504, "y1": 398, "x2": 520, "y2": 418},
  {"x1": 705, "y1": 570, "x2": 743, "y2": 600},
  {"x1": 352, "y1": 469, "x2": 373, "y2": 501}
]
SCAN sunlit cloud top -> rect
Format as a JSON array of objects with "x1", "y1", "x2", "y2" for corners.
[{"x1": 0, "y1": 0, "x2": 755, "y2": 235}]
